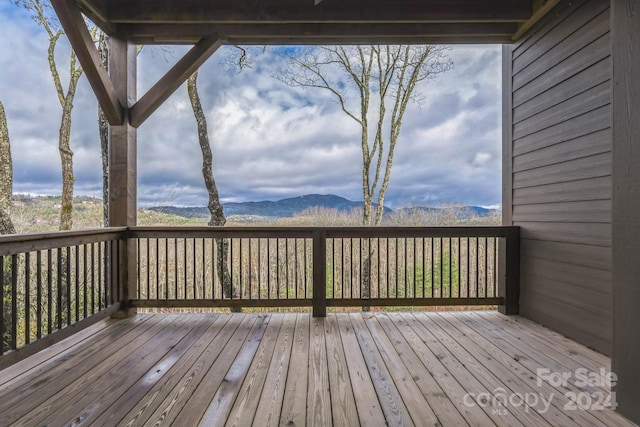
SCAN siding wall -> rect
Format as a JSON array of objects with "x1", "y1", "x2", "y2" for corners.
[{"x1": 504, "y1": 0, "x2": 612, "y2": 355}]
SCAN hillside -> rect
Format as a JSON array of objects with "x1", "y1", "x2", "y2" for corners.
[{"x1": 149, "y1": 194, "x2": 498, "y2": 221}]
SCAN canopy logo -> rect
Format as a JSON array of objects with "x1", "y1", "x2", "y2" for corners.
[{"x1": 463, "y1": 367, "x2": 618, "y2": 415}]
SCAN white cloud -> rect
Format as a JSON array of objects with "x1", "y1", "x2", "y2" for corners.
[{"x1": 1, "y1": 5, "x2": 502, "y2": 208}]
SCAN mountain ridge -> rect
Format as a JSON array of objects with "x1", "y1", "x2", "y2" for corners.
[{"x1": 148, "y1": 194, "x2": 499, "y2": 219}]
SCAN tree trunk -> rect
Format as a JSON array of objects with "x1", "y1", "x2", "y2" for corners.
[
  {"x1": 58, "y1": 86, "x2": 77, "y2": 231},
  {"x1": 0, "y1": 101, "x2": 15, "y2": 235},
  {"x1": 187, "y1": 71, "x2": 240, "y2": 311},
  {"x1": 98, "y1": 33, "x2": 109, "y2": 227},
  {"x1": 0, "y1": 101, "x2": 15, "y2": 350}
]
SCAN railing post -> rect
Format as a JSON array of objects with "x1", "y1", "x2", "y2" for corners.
[
  {"x1": 499, "y1": 227, "x2": 520, "y2": 315},
  {"x1": 312, "y1": 230, "x2": 327, "y2": 317}
]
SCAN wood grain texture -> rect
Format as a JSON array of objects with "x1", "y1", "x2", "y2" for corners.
[
  {"x1": 513, "y1": 128, "x2": 611, "y2": 173},
  {"x1": 279, "y1": 313, "x2": 310, "y2": 427},
  {"x1": 505, "y1": 0, "x2": 614, "y2": 358},
  {"x1": 513, "y1": 106, "x2": 611, "y2": 156},
  {"x1": 350, "y1": 313, "x2": 413, "y2": 426},
  {"x1": 336, "y1": 314, "x2": 386, "y2": 427},
  {"x1": 513, "y1": 32, "x2": 610, "y2": 107},
  {"x1": 513, "y1": 200, "x2": 611, "y2": 223},
  {"x1": 513, "y1": 176, "x2": 610, "y2": 205},
  {"x1": 307, "y1": 317, "x2": 331, "y2": 426},
  {"x1": 363, "y1": 314, "x2": 440, "y2": 426},
  {"x1": 225, "y1": 314, "x2": 283, "y2": 427},
  {"x1": 0, "y1": 312, "x2": 634, "y2": 426},
  {"x1": 324, "y1": 314, "x2": 359, "y2": 426},
  {"x1": 520, "y1": 239, "x2": 611, "y2": 270},
  {"x1": 250, "y1": 313, "x2": 294, "y2": 427},
  {"x1": 611, "y1": 0, "x2": 640, "y2": 422}
]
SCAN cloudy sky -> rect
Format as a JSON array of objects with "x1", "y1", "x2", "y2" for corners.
[{"x1": 0, "y1": 3, "x2": 502, "y2": 209}]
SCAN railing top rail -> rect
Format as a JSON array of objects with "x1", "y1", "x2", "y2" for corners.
[
  {"x1": 0, "y1": 227, "x2": 127, "y2": 256},
  {"x1": 129, "y1": 225, "x2": 519, "y2": 239}
]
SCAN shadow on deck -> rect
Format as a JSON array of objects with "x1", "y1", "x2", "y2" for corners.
[{"x1": 0, "y1": 311, "x2": 634, "y2": 426}]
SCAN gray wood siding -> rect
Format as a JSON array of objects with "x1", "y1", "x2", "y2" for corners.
[
  {"x1": 611, "y1": 0, "x2": 640, "y2": 422},
  {"x1": 505, "y1": 0, "x2": 612, "y2": 355}
]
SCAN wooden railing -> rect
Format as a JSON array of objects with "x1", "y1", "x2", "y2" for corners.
[
  {"x1": 0, "y1": 228, "x2": 127, "y2": 367},
  {"x1": 0, "y1": 225, "x2": 519, "y2": 366},
  {"x1": 129, "y1": 226, "x2": 520, "y2": 316}
]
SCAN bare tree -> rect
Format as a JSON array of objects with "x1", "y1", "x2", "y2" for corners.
[
  {"x1": 280, "y1": 45, "x2": 452, "y2": 226},
  {"x1": 0, "y1": 100, "x2": 16, "y2": 351},
  {"x1": 280, "y1": 45, "x2": 451, "y2": 306},
  {"x1": 187, "y1": 70, "x2": 240, "y2": 311},
  {"x1": 97, "y1": 32, "x2": 109, "y2": 227},
  {"x1": 0, "y1": 101, "x2": 16, "y2": 235},
  {"x1": 13, "y1": 0, "x2": 98, "y2": 230}
]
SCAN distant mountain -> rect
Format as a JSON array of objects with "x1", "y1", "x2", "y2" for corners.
[
  {"x1": 148, "y1": 194, "x2": 389, "y2": 219},
  {"x1": 148, "y1": 194, "x2": 497, "y2": 220},
  {"x1": 395, "y1": 205, "x2": 497, "y2": 219}
]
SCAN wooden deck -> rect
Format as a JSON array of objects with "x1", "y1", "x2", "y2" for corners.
[{"x1": 0, "y1": 311, "x2": 634, "y2": 427}]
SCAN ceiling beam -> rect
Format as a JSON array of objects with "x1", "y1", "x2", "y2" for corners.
[
  {"x1": 130, "y1": 38, "x2": 222, "y2": 128},
  {"x1": 512, "y1": 0, "x2": 561, "y2": 41},
  {"x1": 51, "y1": 0, "x2": 123, "y2": 125},
  {"x1": 103, "y1": 0, "x2": 532, "y2": 24},
  {"x1": 129, "y1": 22, "x2": 519, "y2": 44}
]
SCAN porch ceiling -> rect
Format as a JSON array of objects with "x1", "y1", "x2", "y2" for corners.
[{"x1": 77, "y1": 0, "x2": 558, "y2": 44}]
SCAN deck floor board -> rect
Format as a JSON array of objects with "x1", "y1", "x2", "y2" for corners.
[{"x1": 0, "y1": 311, "x2": 634, "y2": 427}]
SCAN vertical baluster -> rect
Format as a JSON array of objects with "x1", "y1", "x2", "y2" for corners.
[
  {"x1": 393, "y1": 238, "x2": 398, "y2": 299},
  {"x1": 230, "y1": 238, "x2": 235, "y2": 300},
  {"x1": 66, "y1": 247, "x2": 71, "y2": 325},
  {"x1": 83, "y1": 245, "x2": 87, "y2": 319},
  {"x1": 238, "y1": 237, "x2": 247, "y2": 299},
  {"x1": 37, "y1": 251, "x2": 42, "y2": 339},
  {"x1": 74, "y1": 246, "x2": 79, "y2": 322},
  {"x1": 144, "y1": 238, "x2": 148, "y2": 300},
  {"x1": 475, "y1": 237, "x2": 479, "y2": 298},
  {"x1": 90, "y1": 244, "x2": 95, "y2": 315},
  {"x1": 294, "y1": 239, "x2": 298, "y2": 300},
  {"x1": 25, "y1": 253, "x2": 31, "y2": 345},
  {"x1": 331, "y1": 238, "x2": 335, "y2": 299},
  {"x1": 11, "y1": 255, "x2": 17, "y2": 349},
  {"x1": 183, "y1": 238, "x2": 187, "y2": 299},
  {"x1": 448, "y1": 238, "x2": 452, "y2": 298},
  {"x1": 465, "y1": 237, "x2": 469, "y2": 299},
  {"x1": 303, "y1": 239, "x2": 308, "y2": 299},
  {"x1": 341, "y1": 238, "x2": 345, "y2": 300},
  {"x1": 97, "y1": 243, "x2": 102, "y2": 313},
  {"x1": 385, "y1": 239, "x2": 390, "y2": 299},
  {"x1": 285, "y1": 238, "x2": 289, "y2": 299},
  {"x1": 404, "y1": 237, "x2": 408, "y2": 298},
  {"x1": 0, "y1": 256, "x2": 4, "y2": 354},
  {"x1": 258, "y1": 239, "x2": 262, "y2": 300},
  {"x1": 485, "y1": 237, "x2": 488, "y2": 298},
  {"x1": 457, "y1": 238, "x2": 461, "y2": 298},
  {"x1": 137, "y1": 239, "x2": 141, "y2": 299},
  {"x1": 172, "y1": 238, "x2": 176, "y2": 299},
  {"x1": 377, "y1": 237, "x2": 381, "y2": 299},
  {"x1": 56, "y1": 248, "x2": 62, "y2": 330},
  {"x1": 274, "y1": 237, "x2": 277, "y2": 299},
  {"x1": 429, "y1": 238, "x2": 433, "y2": 298},
  {"x1": 494, "y1": 237, "x2": 498, "y2": 297},
  {"x1": 200, "y1": 237, "x2": 207, "y2": 299},
  {"x1": 267, "y1": 238, "x2": 271, "y2": 299}
]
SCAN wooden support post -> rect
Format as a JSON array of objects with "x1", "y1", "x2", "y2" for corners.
[
  {"x1": 612, "y1": 0, "x2": 640, "y2": 423},
  {"x1": 108, "y1": 36, "x2": 137, "y2": 317},
  {"x1": 498, "y1": 227, "x2": 519, "y2": 315},
  {"x1": 312, "y1": 231, "x2": 327, "y2": 317},
  {"x1": 130, "y1": 38, "x2": 222, "y2": 127},
  {"x1": 50, "y1": 0, "x2": 123, "y2": 125}
]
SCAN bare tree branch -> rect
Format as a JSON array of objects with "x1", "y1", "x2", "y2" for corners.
[{"x1": 280, "y1": 44, "x2": 452, "y2": 226}]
